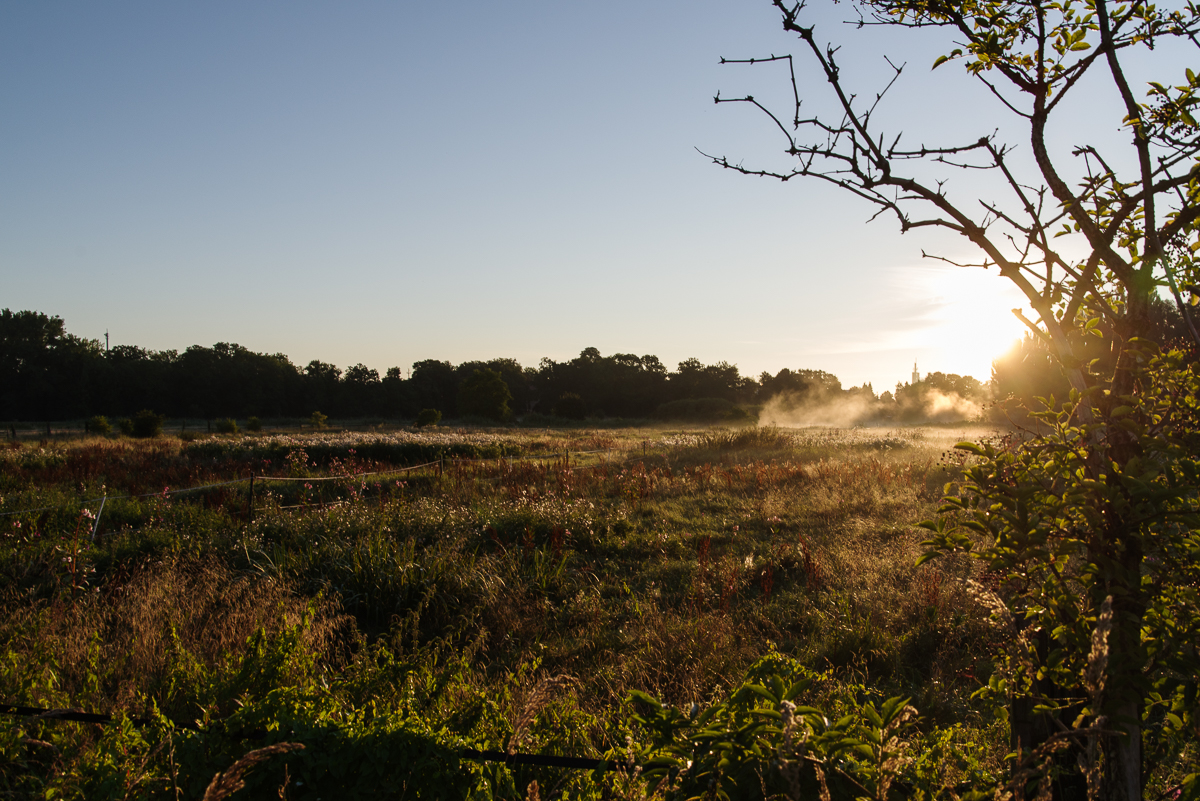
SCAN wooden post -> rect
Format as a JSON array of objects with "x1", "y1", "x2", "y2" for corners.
[{"x1": 247, "y1": 474, "x2": 255, "y2": 526}]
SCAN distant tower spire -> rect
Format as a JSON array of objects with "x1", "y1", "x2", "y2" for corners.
[{"x1": 912, "y1": 360, "x2": 920, "y2": 385}]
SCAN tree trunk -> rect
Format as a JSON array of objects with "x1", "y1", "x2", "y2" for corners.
[{"x1": 1101, "y1": 701, "x2": 1142, "y2": 801}]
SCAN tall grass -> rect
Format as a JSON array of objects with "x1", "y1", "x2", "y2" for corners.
[{"x1": 0, "y1": 424, "x2": 1006, "y2": 798}]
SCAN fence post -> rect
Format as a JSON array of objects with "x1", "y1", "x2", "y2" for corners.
[
  {"x1": 247, "y1": 474, "x2": 255, "y2": 526},
  {"x1": 439, "y1": 456, "x2": 444, "y2": 477}
]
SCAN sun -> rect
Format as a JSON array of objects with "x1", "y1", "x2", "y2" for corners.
[{"x1": 915, "y1": 266, "x2": 1031, "y2": 381}]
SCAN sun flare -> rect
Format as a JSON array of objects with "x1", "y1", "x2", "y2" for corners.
[{"x1": 910, "y1": 265, "x2": 1031, "y2": 381}]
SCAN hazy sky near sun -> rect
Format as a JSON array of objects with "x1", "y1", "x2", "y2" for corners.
[{"x1": 2, "y1": 1, "x2": 1171, "y2": 391}]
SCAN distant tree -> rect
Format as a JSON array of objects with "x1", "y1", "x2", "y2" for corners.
[
  {"x1": 552, "y1": 392, "x2": 587, "y2": 420},
  {"x1": 670, "y1": 358, "x2": 741, "y2": 401},
  {"x1": 0, "y1": 309, "x2": 103, "y2": 419},
  {"x1": 302, "y1": 359, "x2": 342, "y2": 416},
  {"x1": 457, "y1": 368, "x2": 512, "y2": 422},
  {"x1": 343, "y1": 363, "x2": 382, "y2": 416},
  {"x1": 410, "y1": 360, "x2": 458, "y2": 416}
]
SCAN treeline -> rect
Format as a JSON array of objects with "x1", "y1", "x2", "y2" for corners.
[
  {"x1": 2, "y1": 310, "x2": 874, "y2": 423},
  {"x1": 14, "y1": 306, "x2": 1181, "y2": 425}
]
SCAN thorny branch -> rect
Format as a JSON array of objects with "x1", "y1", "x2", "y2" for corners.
[{"x1": 708, "y1": 0, "x2": 1200, "y2": 399}]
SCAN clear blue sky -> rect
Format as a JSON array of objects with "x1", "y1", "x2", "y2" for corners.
[{"x1": 2, "y1": 1, "x2": 1166, "y2": 391}]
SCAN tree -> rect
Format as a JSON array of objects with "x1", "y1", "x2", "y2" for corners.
[
  {"x1": 457, "y1": 368, "x2": 513, "y2": 422},
  {"x1": 713, "y1": 2, "x2": 1200, "y2": 798}
]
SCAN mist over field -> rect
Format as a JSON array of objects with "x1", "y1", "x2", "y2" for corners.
[{"x1": 757, "y1": 387, "x2": 985, "y2": 428}]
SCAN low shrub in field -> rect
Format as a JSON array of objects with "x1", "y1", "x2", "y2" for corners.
[
  {"x1": 416, "y1": 409, "x2": 442, "y2": 428},
  {"x1": 309, "y1": 411, "x2": 328, "y2": 429},
  {"x1": 85, "y1": 415, "x2": 112, "y2": 435},
  {"x1": 246, "y1": 416, "x2": 263, "y2": 432},
  {"x1": 214, "y1": 418, "x2": 239, "y2": 435},
  {"x1": 131, "y1": 410, "x2": 164, "y2": 438}
]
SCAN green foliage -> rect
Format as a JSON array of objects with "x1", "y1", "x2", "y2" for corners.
[
  {"x1": 628, "y1": 654, "x2": 993, "y2": 801},
  {"x1": 86, "y1": 415, "x2": 112, "y2": 435},
  {"x1": 246, "y1": 416, "x2": 263, "y2": 432},
  {"x1": 214, "y1": 417, "x2": 239, "y2": 435},
  {"x1": 458, "y1": 369, "x2": 512, "y2": 422},
  {"x1": 309, "y1": 411, "x2": 328, "y2": 429},
  {"x1": 131, "y1": 410, "x2": 164, "y2": 438},
  {"x1": 920, "y1": 345, "x2": 1200, "y2": 793},
  {"x1": 416, "y1": 408, "x2": 442, "y2": 428}
]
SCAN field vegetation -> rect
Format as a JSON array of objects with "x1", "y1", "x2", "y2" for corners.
[{"x1": 1, "y1": 423, "x2": 1006, "y2": 799}]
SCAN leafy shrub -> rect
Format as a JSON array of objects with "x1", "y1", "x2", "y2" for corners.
[
  {"x1": 309, "y1": 411, "x2": 328, "y2": 429},
  {"x1": 85, "y1": 415, "x2": 111, "y2": 435},
  {"x1": 214, "y1": 418, "x2": 239, "y2": 435},
  {"x1": 246, "y1": 416, "x2": 263, "y2": 432},
  {"x1": 130, "y1": 410, "x2": 164, "y2": 438},
  {"x1": 116, "y1": 418, "x2": 133, "y2": 436},
  {"x1": 629, "y1": 654, "x2": 987, "y2": 801},
  {"x1": 416, "y1": 409, "x2": 442, "y2": 428},
  {"x1": 553, "y1": 392, "x2": 587, "y2": 420}
]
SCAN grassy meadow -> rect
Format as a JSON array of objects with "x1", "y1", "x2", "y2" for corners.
[{"x1": 0, "y1": 423, "x2": 1011, "y2": 799}]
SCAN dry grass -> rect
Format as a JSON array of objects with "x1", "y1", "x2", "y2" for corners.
[{"x1": 1, "y1": 558, "x2": 351, "y2": 714}]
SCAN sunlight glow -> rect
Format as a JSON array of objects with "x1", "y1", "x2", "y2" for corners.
[{"x1": 918, "y1": 266, "x2": 1031, "y2": 381}]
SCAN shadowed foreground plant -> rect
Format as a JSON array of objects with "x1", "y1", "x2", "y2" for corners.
[
  {"x1": 626, "y1": 654, "x2": 989, "y2": 801},
  {"x1": 203, "y1": 742, "x2": 304, "y2": 801}
]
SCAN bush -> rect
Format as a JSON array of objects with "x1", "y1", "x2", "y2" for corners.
[
  {"x1": 131, "y1": 410, "x2": 164, "y2": 438},
  {"x1": 309, "y1": 411, "x2": 328, "y2": 429},
  {"x1": 416, "y1": 409, "x2": 442, "y2": 428},
  {"x1": 246, "y1": 416, "x2": 263, "y2": 432},
  {"x1": 85, "y1": 415, "x2": 111, "y2": 435},
  {"x1": 215, "y1": 418, "x2": 239, "y2": 435},
  {"x1": 116, "y1": 418, "x2": 133, "y2": 436},
  {"x1": 552, "y1": 392, "x2": 587, "y2": 420}
]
